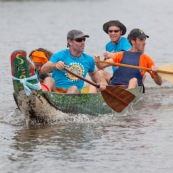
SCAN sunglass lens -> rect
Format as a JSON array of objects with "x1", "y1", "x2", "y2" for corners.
[
  {"x1": 108, "y1": 30, "x2": 120, "y2": 33},
  {"x1": 75, "y1": 38, "x2": 86, "y2": 42}
]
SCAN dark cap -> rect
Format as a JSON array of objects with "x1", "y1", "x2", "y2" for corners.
[
  {"x1": 103, "y1": 20, "x2": 126, "y2": 35},
  {"x1": 67, "y1": 29, "x2": 89, "y2": 40},
  {"x1": 127, "y1": 28, "x2": 149, "y2": 41}
]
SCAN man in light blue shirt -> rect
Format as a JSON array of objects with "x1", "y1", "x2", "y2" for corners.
[
  {"x1": 88, "y1": 20, "x2": 131, "y2": 93},
  {"x1": 41, "y1": 29, "x2": 105, "y2": 94},
  {"x1": 103, "y1": 20, "x2": 131, "y2": 72}
]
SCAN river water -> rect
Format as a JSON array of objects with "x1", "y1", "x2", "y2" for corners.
[{"x1": 1, "y1": 0, "x2": 173, "y2": 172}]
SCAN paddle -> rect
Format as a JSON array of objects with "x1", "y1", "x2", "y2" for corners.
[
  {"x1": 98, "y1": 60, "x2": 173, "y2": 83},
  {"x1": 64, "y1": 67, "x2": 136, "y2": 113},
  {"x1": 158, "y1": 64, "x2": 173, "y2": 83}
]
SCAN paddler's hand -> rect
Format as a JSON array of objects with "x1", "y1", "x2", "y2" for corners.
[
  {"x1": 98, "y1": 82, "x2": 107, "y2": 91},
  {"x1": 103, "y1": 51, "x2": 114, "y2": 60},
  {"x1": 151, "y1": 66, "x2": 162, "y2": 85},
  {"x1": 93, "y1": 54, "x2": 101, "y2": 63},
  {"x1": 151, "y1": 65, "x2": 159, "y2": 75},
  {"x1": 93, "y1": 54, "x2": 104, "y2": 70},
  {"x1": 55, "y1": 61, "x2": 66, "y2": 70}
]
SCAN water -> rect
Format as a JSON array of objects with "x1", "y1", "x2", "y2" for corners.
[{"x1": 1, "y1": 0, "x2": 173, "y2": 172}]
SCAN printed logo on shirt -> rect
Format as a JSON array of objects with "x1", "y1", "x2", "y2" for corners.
[{"x1": 66, "y1": 62, "x2": 84, "y2": 81}]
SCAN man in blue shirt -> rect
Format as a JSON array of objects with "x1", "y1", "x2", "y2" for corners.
[
  {"x1": 103, "y1": 20, "x2": 131, "y2": 72},
  {"x1": 88, "y1": 20, "x2": 131, "y2": 93},
  {"x1": 41, "y1": 29, "x2": 104, "y2": 94}
]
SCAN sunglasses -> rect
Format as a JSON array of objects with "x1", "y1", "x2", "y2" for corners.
[
  {"x1": 108, "y1": 30, "x2": 121, "y2": 33},
  {"x1": 74, "y1": 37, "x2": 86, "y2": 42}
]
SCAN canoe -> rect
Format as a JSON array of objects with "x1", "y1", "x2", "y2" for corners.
[{"x1": 11, "y1": 50, "x2": 143, "y2": 123}]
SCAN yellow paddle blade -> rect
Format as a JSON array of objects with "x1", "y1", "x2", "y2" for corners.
[{"x1": 158, "y1": 64, "x2": 173, "y2": 83}]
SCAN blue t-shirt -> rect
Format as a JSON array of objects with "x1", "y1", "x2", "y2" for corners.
[
  {"x1": 50, "y1": 49, "x2": 95, "y2": 91},
  {"x1": 105, "y1": 37, "x2": 131, "y2": 72}
]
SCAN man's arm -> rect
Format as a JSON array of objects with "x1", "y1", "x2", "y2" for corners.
[
  {"x1": 88, "y1": 71, "x2": 101, "y2": 84},
  {"x1": 93, "y1": 54, "x2": 114, "y2": 70},
  {"x1": 41, "y1": 61, "x2": 66, "y2": 73},
  {"x1": 88, "y1": 71, "x2": 107, "y2": 91},
  {"x1": 41, "y1": 62, "x2": 56, "y2": 73},
  {"x1": 153, "y1": 72, "x2": 162, "y2": 86},
  {"x1": 151, "y1": 66, "x2": 162, "y2": 86}
]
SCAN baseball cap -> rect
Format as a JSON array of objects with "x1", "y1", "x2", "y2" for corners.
[
  {"x1": 67, "y1": 30, "x2": 89, "y2": 40},
  {"x1": 128, "y1": 28, "x2": 149, "y2": 41}
]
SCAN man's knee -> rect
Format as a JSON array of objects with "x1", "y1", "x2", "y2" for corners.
[
  {"x1": 67, "y1": 86, "x2": 79, "y2": 93},
  {"x1": 129, "y1": 77, "x2": 138, "y2": 84}
]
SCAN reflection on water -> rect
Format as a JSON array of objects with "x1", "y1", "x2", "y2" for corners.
[
  {"x1": 7, "y1": 124, "x2": 104, "y2": 172},
  {"x1": 3, "y1": 111, "x2": 173, "y2": 173}
]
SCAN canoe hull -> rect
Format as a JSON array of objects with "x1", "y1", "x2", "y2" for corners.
[
  {"x1": 44, "y1": 91, "x2": 114, "y2": 115},
  {"x1": 11, "y1": 50, "x2": 143, "y2": 123}
]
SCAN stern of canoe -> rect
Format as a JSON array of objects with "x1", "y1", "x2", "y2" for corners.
[{"x1": 11, "y1": 50, "x2": 41, "y2": 108}]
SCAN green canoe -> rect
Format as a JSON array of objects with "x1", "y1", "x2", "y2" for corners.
[{"x1": 11, "y1": 50, "x2": 143, "y2": 123}]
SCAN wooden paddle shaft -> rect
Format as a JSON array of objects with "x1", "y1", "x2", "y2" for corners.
[
  {"x1": 64, "y1": 67, "x2": 100, "y2": 88},
  {"x1": 98, "y1": 60, "x2": 173, "y2": 74}
]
